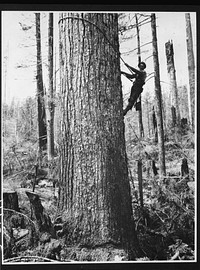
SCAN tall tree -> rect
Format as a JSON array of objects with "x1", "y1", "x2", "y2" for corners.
[
  {"x1": 58, "y1": 12, "x2": 142, "y2": 259},
  {"x1": 135, "y1": 13, "x2": 144, "y2": 138},
  {"x1": 185, "y1": 13, "x2": 195, "y2": 131},
  {"x1": 35, "y1": 13, "x2": 47, "y2": 151},
  {"x1": 151, "y1": 13, "x2": 166, "y2": 176},
  {"x1": 165, "y1": 40, "x2": 181, "y2": 127},
  {"x1": 46, "y1": 13, "x2": 55, "y2": 161}
]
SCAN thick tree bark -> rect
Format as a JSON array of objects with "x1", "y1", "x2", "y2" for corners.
[
  {"x1": 151, "y1": 13, "x2": 166, "y2": 176},
  {"x1": 185, "y1": 13, "x2": 195, "y2": 131},
  {"x1": 58, "y1": 12, "x2": 141, "y2": 259},
  {"x1": 35, "y1": 13, "x2": 47, "y2": 151},
  {"x1": 165, "y1": 40, "x2": 181, "y2": 126},
  {"x1": 46, "y1": 13, "x2": 55, "y2": 161}
]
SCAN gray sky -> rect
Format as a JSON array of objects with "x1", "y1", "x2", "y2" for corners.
[{"x1": 2, "y1": 11, "x2": 196, "y2": 104}]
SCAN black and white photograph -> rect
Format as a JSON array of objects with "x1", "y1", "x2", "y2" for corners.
[{"x1": 1, "y1": 7, "x2": 197, "y2": 266}]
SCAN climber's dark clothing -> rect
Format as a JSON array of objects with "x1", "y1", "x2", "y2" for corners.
[{"x1": 122, "y1": 65, "x2": 146, "y2": 116}]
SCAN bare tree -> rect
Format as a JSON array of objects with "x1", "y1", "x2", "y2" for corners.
[
  {"x1": 46, "y1": 13, "x2": 54, "y2": 161},
  {"x1": 135, "y1": 13, "x2": 144, "y2": 138},
  {"x1": 151, "y1": 13, "x2": 166, "y2": 176},
  {"x1": 185, "y1": 13, "x2": 195, "y2": 131},
  {"x1": 35, "y1": 13, "x2": 47, "y2": 151}
]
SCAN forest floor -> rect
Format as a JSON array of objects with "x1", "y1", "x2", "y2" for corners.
[{"x1": 2, "y1": 128, "x2": 195, "y2": 262}]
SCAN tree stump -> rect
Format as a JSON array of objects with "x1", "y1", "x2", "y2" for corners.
[
  {"x1": 25, "y1": 191, "x2": 54, "y2": 235},
  {"x1": 3, "y1": 191, "x2": 19, "y2": 211},
  {"x1": 181, "y1": 158, "x2": 189, "y2": 177}
]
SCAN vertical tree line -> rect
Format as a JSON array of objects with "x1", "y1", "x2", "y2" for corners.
[
  {"x1": 185, "y1": 13, "x2": 195, "y2": 131},
  {"x1": 151, "y1": 13, "x2": 166, "y2": 176},
  {"x1": 46, "y1": 13, "x2": 55, "y2": 161},
  {"x1": 35, "y1": 13, "x2": 47, "y2": 151},
  {"x1": 35, "y1": 13, "x2": 55, "y2": 163},
  {"x1": 135, "y1": 13, "x2": 144, "y2": 138}
]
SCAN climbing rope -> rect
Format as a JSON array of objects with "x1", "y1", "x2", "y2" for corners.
[{"x1": 58, "y1": 15, "x2": 134, "y2": 78}]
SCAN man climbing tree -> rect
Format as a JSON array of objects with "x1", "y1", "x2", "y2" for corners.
[
  {"x1": 58, "y1": 12, "x2": 143, "y2": 260},
  {"x1": 121, "y1": 61, "x2": 147, "y2": 116}
]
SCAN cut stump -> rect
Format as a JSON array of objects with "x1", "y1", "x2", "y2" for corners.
[
  {"x1": 3, "y1": 191, "x2": 19, "y2": 211},
  {"x1": 181, "y1": 158, "x2": 189, "y2": 177},
  {"x1": 25, "y1": 191, "x2": 54, "y2": 235}
]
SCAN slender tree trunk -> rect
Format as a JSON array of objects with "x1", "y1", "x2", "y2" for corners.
[
  {"x1": 145, "y1": 97, "x2": 150, "y2": 137},
  {"x1": 58, "y1": 12, "x2": 142, "y2": 259},
  {"x1": 135, "y1": 14, "x2": 144, "y2": 138},
  {"x1": 185, "y1": 13, "x2": 195, "y2": 131},
  {"x1": 35, "y1": 13, "x2": 47, "y2": 151},
  {"x1": 152, "y1": 106, "x2": 158, "y2": 143},
  {"x1": 164, "y1": 89, "x2": 172, "y2": 131},
  {"x1": 165, "y1": 40, "x2": 181, "y2": 127},
  {"x1": 137, "y1": 160, "x2": 143, "y2": 208},
  {"x1": 151, "y1": 13, "x2": 166, "y2": 176},
  {"x1": 161, "y1": 92, "x2": 167, "y2": 140},
  {"x1": 178, "y1": 85, "x2": 190, "y2": 120},
  {"x1": 46, "y1": 13, "x2": 54, "y2": 161}
]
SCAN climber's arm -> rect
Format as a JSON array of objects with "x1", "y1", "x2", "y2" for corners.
[
  {"x1": 125, "y1": 63, "x2": 142, "y2": 75},
  {"x1": 121, "y1": 71, "x2": 136, "y2": 79}
]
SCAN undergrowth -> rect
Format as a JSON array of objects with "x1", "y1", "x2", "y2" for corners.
[
  {"x1": 3, "y1": 117, "x2": 195, "y2": 262},
  {"x1": 129, "y1": 129, "x2": 195, "y2": 261}
]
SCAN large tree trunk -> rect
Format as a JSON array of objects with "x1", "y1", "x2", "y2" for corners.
[
  {"x1": 151, "y1": 13, "x2": 166, "y2": 176},
  {"x1": 58, "y1": 12, "x2": 141, "y2": 259},
  {"x1": 46, "y1": 13, "x2": 55, "y2": 161},
  {"x1": 185, "y1": 13, "x2": 195, "y2": 131},
  {"x1": 35, "y1": 13, "x2": 47, "y2": 151}
]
